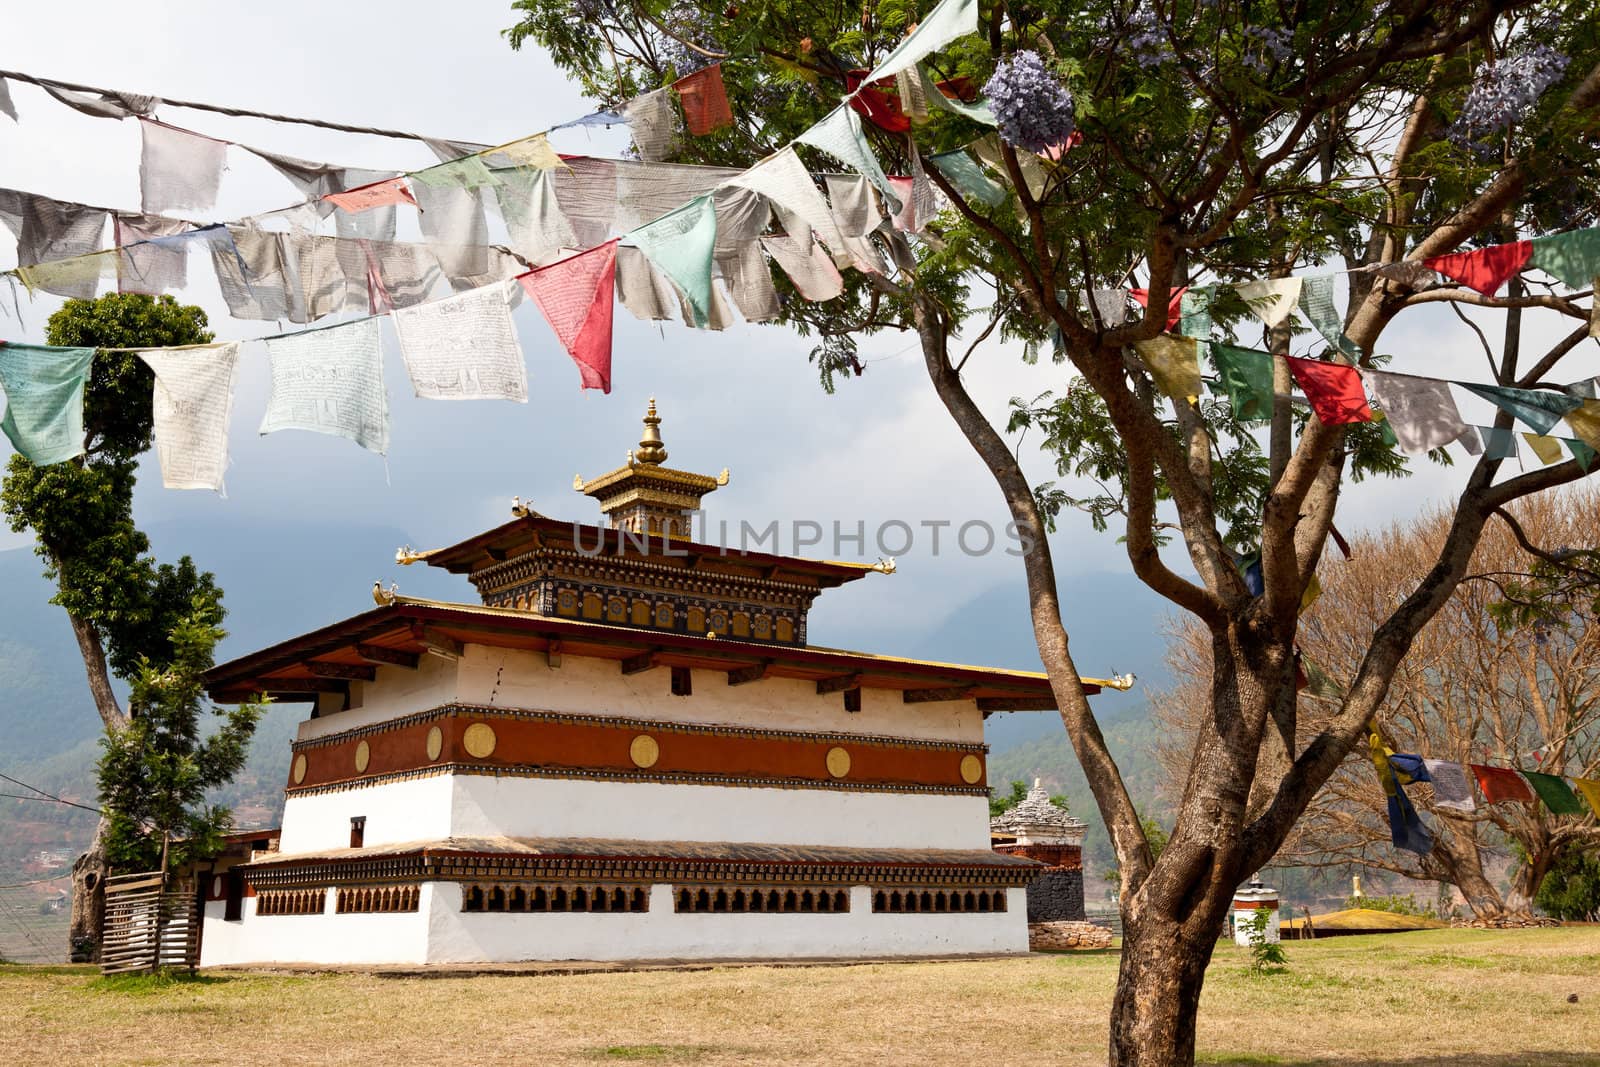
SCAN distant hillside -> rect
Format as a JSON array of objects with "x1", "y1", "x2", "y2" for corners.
[{"x1": 986, "y1": 699, "x2": 1170, "y2": 897}]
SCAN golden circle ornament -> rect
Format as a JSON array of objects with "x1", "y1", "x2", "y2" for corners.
[
  {"x1": 630, "y1": 733, "x2": 660, "y2": 769},
  {"x1": 354, "y1": 740, "x2": 371, "y2": 773},
  {"x1": 826, "y1": 746, "x2": 851, "y2": 779},
  {"x1": 292, "y1": 754, "x2": 307, "y2": 784},
  {"x1": 463, "y1": 722, "x2": 497, "y2": 759},
  {"x1": 960, "y1": 754, "x2": 984, "y2": 785},
  {"x1": 426, "y1": 725, "x2": 443, "y2": 762}
]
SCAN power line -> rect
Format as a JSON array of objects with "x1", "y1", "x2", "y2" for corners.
[
  {"x1": 0, "y1": 772, "x2": 101, "y2": 815},
  {"x1": 0, "y1": 67, "x2": 477, "y2": 146},
  {"x1": 0, "y1": 793, "x2": 103, "y2": 814}
]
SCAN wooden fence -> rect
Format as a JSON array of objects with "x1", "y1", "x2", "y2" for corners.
[{"x1": 100, "y1": 871, "x2": 199, "y2": 975}]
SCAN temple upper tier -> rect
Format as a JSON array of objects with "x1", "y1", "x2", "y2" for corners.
[{"x1": 401, "y1": 399, "x2": 890, "y2": 648}]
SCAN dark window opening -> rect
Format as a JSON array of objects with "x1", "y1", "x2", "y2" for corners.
[
  {"x1": 844, "y1": 687, "x2": 862, "y2": 713},
  {"x1": 223, "y1": 870, "x2": 245, "y2": 922},
  {"x1": 349, "y1": 816, "x2": 367, "y2": 849},
  {"x1": 671, "y1": 666, "x2": 693, "y2": 696}
]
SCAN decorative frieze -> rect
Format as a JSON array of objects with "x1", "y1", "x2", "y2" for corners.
[
  {"x1": 461, "y1": 883, "x2": 649, "y2": 913},
  {"x1": 335, "y1": 885, "x2": 420, "y2": 913},
  {"x1": 283, "y1": 704, "x2": 988, "y2": 798}
]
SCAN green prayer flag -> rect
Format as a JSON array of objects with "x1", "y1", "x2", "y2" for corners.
[
  {"x1": 1565, "y1": 438, "x2": 1596, "y2": 471},
  {"x1": 411, "y1": 153, "x2": 500, "y2": 190},
  {"x1": 1475, "y1": 425, "x2": 1518, "y2": 459},
  {"x1": 1178, "y1": 285, "x2": 1214, "y2": 340},
  {"x1": 927, "y1": 149, "x2": 1006, "y2": 207},
  {"x1": 1461, "y1": 382, "x2": 1582, "y2": 434},
  {"x1": 631, "y1": 195, "x2": 718, "y2": 328},
  {"x1": 1210, "y1": 343, "x2": 1275, "y2": 421},
  {"x1": 1522, "y1": 770, "x2": 1588, "y2": 815},
  {"x1": 1528, "y1": 228, "x2": 1600, "y2": 287},
  {"x1": 1298, "y1": 274, "x2": 1361, "y2": 358},
  {"x1": 0, "y1": 342, "x2": 96, "y2": 465},
  {"x1": 917, "y1": 65, "x2": 997, "y2": 125}
]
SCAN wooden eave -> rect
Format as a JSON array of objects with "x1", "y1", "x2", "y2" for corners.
[
  {"x1": 414, "y1": 515, "x2": 880, "y2": 589},
  {"x1": 202, "y1": 599, "x2": 1103, "y2": 710}
]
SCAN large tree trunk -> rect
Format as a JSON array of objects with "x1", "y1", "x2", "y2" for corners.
[
  {"x1": 69, "y1": 815, "x2": 112, "y2": 963},
  {"x1": 1109, "y1": 908, "x2": 1225, "y2": 1066},
  {"x1": 64, "y1": 609, "x2": 126, "y2": 964}
]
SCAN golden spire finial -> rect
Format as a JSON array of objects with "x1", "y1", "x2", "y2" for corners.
[{"x1": 636, "y1": 396, "x2": 668, "y2": 465}]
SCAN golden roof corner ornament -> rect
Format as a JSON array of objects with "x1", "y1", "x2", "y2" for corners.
[
  {"x1": 395, "y1": 546, "x2": 427, "y2": 566},
  {"x1": 871, "y1": 557, "x2": 897, "y2": 574},
  {"x1": 373, "y1": 580, "x2": 399, "y2": 605},
  {"x1": 511, "y1": 496, "x2": 533, "y2": 518},
  {"x1": 572, "y1": 473, "x2": 583, "y2": 491},
  {"x1": 717, "y1": 468, "x2": 730, "y2": 486}
]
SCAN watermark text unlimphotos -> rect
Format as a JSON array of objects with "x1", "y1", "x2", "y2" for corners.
[{"x1": 572, "y1": 514, "x2": 1036, "y2": 559}]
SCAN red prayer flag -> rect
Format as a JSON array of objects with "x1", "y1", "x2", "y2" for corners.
[
  {"x1": 1129, "y1": 286, "x2": 1187, "y2": 331},
  {"x1": 1470, "y1": 764, "x2": 1536, "y2": 804},
  {"x1": 1285, "y1": 355, "x2": 1373, "y2": 424},
  {"x1": 674, "y1": 63, "x2": 734, "y2": 136},
  {"x1": 1424, "y1": 240, "x2": 1533, "y2": 296},
  {"x1": 517, "y1": 240, "x2": 618, "y2": 394},
  {"x1": 1039, "y1": 130, "x2": 1084, "y2": 162},
  {"x1": 845, "y1": 70, "x2": 911, "y2": 132},
  {"x1": 323, "y1": 177, "x2": 418, "y2": 214}
]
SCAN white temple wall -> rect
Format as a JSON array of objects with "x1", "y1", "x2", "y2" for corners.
[
  {"x1": 453, "y1": 645, "x2": 987, "y2": 744},
  {"x1": 448, "y1": 776, "x2": 993, "y2": 850},
  {"x1": 277, "y1": 776, "x2": 455, "y2": 853},
  {"x1": 198, "y1": 886, "x2": 433, "y2": 967},
  {"x1": 298, "y1": 653, "x2": 460, "y2": 742},
  {"x1": 424, "y1": 884, "x2": 1029, "y2": 963}
]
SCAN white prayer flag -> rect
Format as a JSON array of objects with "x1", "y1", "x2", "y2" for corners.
[
  {"x1": 863, "y1": 0, "x2": 979, "y2": 82},
  {"x1": 1362, "y1": 370, "x2": 1471, "y2": 455},
  {"x1": 760, "y1": 235, "x2": 844, "y2": 301},
  {"x1": 726, "y1": 147, "x2": 849, "y2": 267},
  {"x1": 139, "y1": 343, "x2": 241, "y2": 492},
  {"x1": 1422, "y1": 759, "x2": 1478, "y2": 813},
  {"x1": 139, "y1": 120, "x2": 227, "y2": 215},
  {"x1": 259, "y1": 317, "x2": 389, "y2": 455},
  {"x1": 796, "y1": 106, "x2": 901, "y2": 213},
  {"x1": 1234, "y1": 277, "x2": 1304, "y2": 328},
  {"x1": 392, "y1": 284, "x2": 528, "y2": 402}
]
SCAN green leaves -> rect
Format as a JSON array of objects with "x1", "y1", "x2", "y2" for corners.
[{"x1": 99, "y1": 602, "x2": 264, "y2": 871}]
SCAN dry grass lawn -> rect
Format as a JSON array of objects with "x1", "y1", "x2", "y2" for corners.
[{"x1": 4, "y1": 928, "x2": 1599, "y2": 1066}]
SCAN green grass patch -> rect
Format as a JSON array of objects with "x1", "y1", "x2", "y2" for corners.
[
  {"x1": 87, "y1": 970, "x2": 228, "y2": 995},
  {"x1": 594, "y1": 1045, "x2": 716, "y2": 1061},
  {"x1": 1410, "y1": 952, "x2": 1494, "y2": 968}
]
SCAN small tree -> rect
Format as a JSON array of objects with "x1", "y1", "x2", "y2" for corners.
[
  {"x1": 97, "y1": 603, "x2": 263, "y2": 873},
  {"x1": 1532, "y1": 844, "x2": 1600, "y2": 921},
  {"x1": 1156, "y1": 488, "x2": 1600, "y2": 917},
  {"x1": 2, "y1": 293, "x2": 236, "y2": 959},
  {"x1": 1243, "y1": 906, "x2": 1288, "y2": 975}
]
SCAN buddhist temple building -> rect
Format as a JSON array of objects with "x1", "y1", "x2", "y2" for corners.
[
  {"x1": 990, "y1": 779, "x2": 1089, "y2": 923},
  {"x1": 195, "y1": 402, "x2": 1128, "y2": 967}
]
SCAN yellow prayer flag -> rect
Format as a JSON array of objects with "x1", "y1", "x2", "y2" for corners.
[
  {"x1": 1134, "y1": 335, "x2": 1201, "y2": 403},
  {"x1": 1299, "y1": 572, "x2": 1322, "y2": 614},
  {"x1": 1524, "y1": 433, "x2": 1564, "y2": 465},
  {"x1": 489, "y1": 133, "x2": 563, "y2": 170},
  {"x1": 1573, "y1": 777, "x2": 1600, "y2": 819},
  {"x1": 1564, "y1": 399, "x2": 1600, "y2": 450}
]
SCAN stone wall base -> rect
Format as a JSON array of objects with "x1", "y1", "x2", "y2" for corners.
[{"x1": 1029, "y1": 920, "x2": 1113, "y2": 951}]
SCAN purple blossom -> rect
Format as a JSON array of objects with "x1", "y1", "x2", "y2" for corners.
[
  {"x1": 1240, "y1": 25, "x2": 1292, "y2": 73},
  {"x1": 1125, "y1": 8, "x2": 1172, "y2": 68},
  {"x1": 984, "y1": 51, "x2": 1076, "y2": 153},
  {"x1": 1451, "y1": 45, "x2": 1571, "y2": 147}
]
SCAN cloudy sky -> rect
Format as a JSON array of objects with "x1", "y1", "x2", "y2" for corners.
[{"x1": 0, "y1": 2, "x2": 1586, "y2": 669}]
